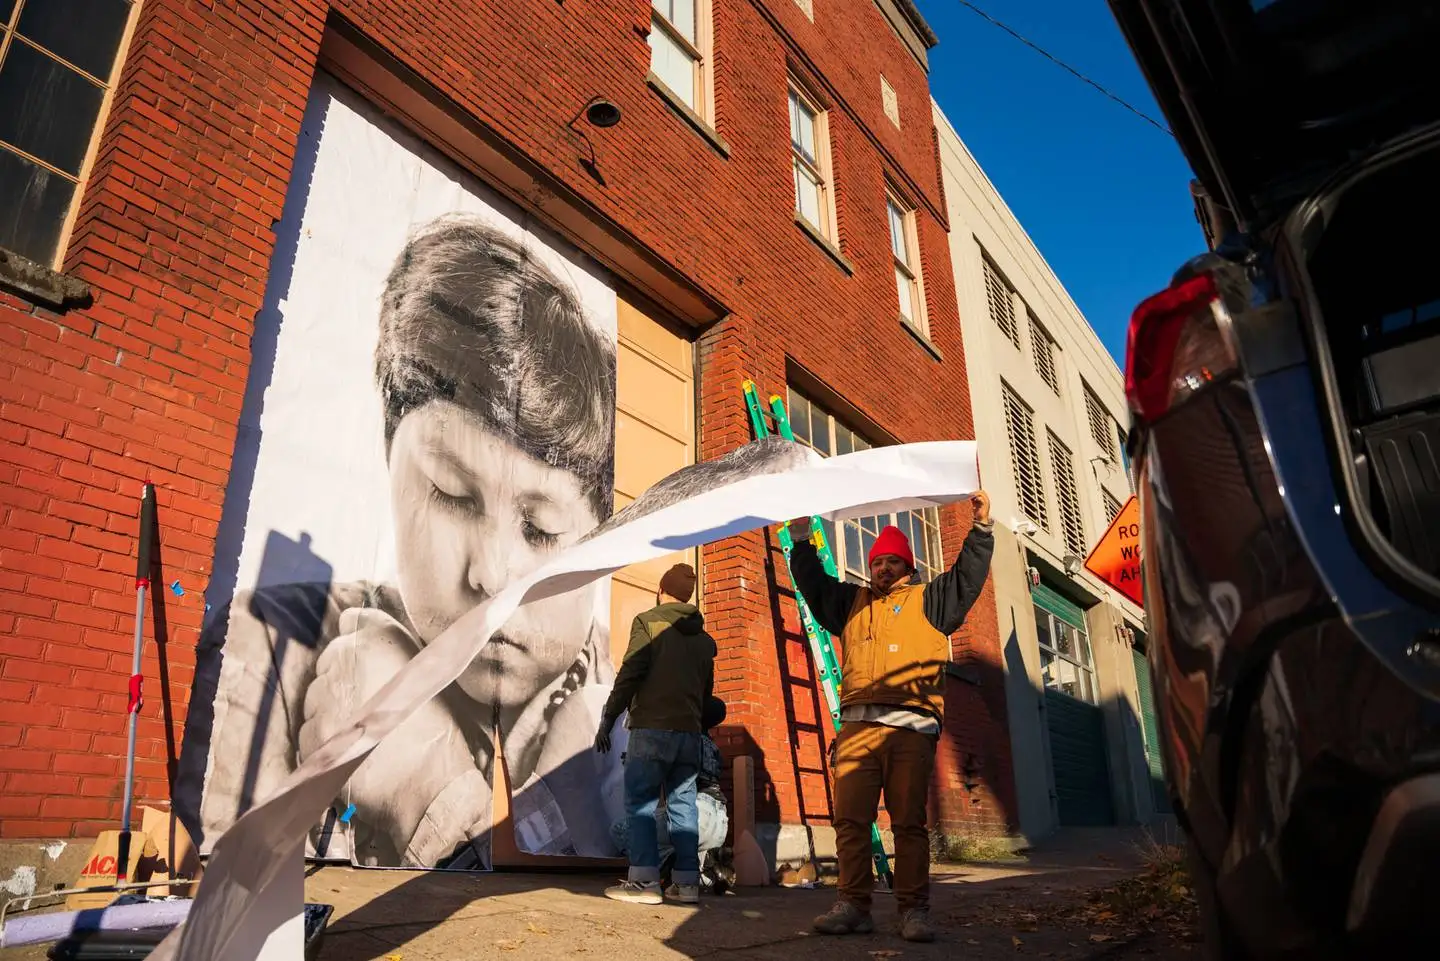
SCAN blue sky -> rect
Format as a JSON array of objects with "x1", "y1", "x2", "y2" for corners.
[{"x1": 916, "y1": 0, "x2": 1207, "y2": 366}]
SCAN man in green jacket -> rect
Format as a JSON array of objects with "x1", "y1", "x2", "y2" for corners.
[{"x1": 595, "y1": 563, "x2": 717, "y2": 906}]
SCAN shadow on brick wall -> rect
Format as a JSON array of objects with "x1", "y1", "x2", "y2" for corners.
[{"x1": 202, "y1": 91, "x2": 328, "y2": 618}]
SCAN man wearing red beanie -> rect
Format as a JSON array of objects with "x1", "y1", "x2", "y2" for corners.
[{"x1": 788, "y1": 491, "x2": 993, "y2": 943}]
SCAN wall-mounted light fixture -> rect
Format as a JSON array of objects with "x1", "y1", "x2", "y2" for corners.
[
  {"x1": 583, "y1": 97, "x2": 623, "y2": 128},
  {"x1": 1062, "y1": 553, "x2": 1083, "y2": 576},
  {"x1": 564, "y1": 97, "x2": 623, "y2": 186}
]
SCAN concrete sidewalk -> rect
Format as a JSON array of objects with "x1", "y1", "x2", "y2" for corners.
[
  {"x1": 307, "y1": 828, "x2": 1193, "y2": 960},
  {"x1": 0, "y1": 829, "x2": 1195, "y2": 960}
]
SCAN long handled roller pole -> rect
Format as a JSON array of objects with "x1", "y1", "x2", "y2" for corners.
[{"x1": 118, "y1": 483, "x2": 155, "y2": 879}]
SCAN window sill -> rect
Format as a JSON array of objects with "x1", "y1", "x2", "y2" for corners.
[
  {"x1": 0, "y1": 247, "x2": 91, "y2": 310},
  {"x1": 645, "y1": 72, "x2": 731, "y2": 159},
  {"x1": 900, "y1": 317, "x2": 942, "y2": 361},
  {"x1": 794, "y1": 214, "x2": 854, "y2": 275}
]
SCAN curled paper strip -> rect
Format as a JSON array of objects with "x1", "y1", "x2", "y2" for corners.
[{"x1": 152, "y1": 437, "x2": 980, "y2": 961}]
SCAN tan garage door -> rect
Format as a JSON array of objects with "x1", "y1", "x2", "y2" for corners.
[
  {"x1": 608, "y1": 293, "x2": 699, "y2": 667},
  {"x1": 491, "y1": 290, "x2": 696, "y2": 866}
]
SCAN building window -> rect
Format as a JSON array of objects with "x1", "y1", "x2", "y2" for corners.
[
  {"x1": 1048, "y1": 431, "x2": 1086, "y2": 557},
  {"x1": 887, "y1": 190, "x2": 926, "y2": 336},
  {"x1": 880, "y1": 74, "x2": 900, "y2": 128},
  {"x1": 1103, "y1": 488, "x2": 1123, "y2": 525},
  {"x1": 787, "y1": 386, "x2": 944, "y2": 585},
  {"x1": 1035, "y1": 602, "x2": 1097, "y2": 703},
  {"x1": 983, "y1": 255, "x2": 1020, "y2": 349},
  {"x1": 649, "y1": 0, "x2": 711, "y2": 118},
  {"x1": 1116, "y1": 423, "x2": 1132, "y2": 480},
  {"x1": 1002, "y1": 382, "x2": 1048, "y2": 530},
  {"x1": 1030, "y1": 313, "x2": 1060, "y2": 395},
  {"x1": 1084, "y1": 384, "x2": 1119, "y2": 462},
  {"x1": 0, "y1": 0, "x2": 139, "y2": 266},
  {"x1": 789, "y1": 83, "x2": 835, "y2": 241}
]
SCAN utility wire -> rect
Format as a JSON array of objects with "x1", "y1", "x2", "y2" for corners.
[{"x1": 952, "y1": 0, "x2": 1174, "y2": 137}]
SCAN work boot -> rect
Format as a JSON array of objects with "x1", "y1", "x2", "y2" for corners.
[
  {"x1": 666, "y1": 882, "x2": 701, "y2": 904},
  {"x1": 604, "y1": 880, "x2": 663, "y2": 905},
  {"x1": 899, "y1": 907, "x2": 936, "y2": 943},
  {"x1": 812, "y1": 900, "x2": 874, "y2": 935}
]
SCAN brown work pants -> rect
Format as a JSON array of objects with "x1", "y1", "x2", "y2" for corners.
[{"x1": 831, "y1": 721, "x2": 936, "y2": 914}]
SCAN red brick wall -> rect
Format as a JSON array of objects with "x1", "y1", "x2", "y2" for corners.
[{"x1": 0, "y1": 0, "x2": 1017, "y2": 840}]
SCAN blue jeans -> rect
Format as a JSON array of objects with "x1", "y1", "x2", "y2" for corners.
[
  {"x1": 611, "y1": 790, "x2": 729, "y2": 867},
  {"x1": 623, "y1": 728, "x2": 701, "y2": 885}
]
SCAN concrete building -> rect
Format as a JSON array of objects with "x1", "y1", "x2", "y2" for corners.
[
  {"x1": 0, "y1": 0, "x2": 1018, "y2": 886},
  {"x1": 933, "y1": 102, "x2": 1169, "y2": 842}
]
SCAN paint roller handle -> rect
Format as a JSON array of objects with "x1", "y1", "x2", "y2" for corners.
[{"x1": 136, "y1": 484, "x2": 155, "y2": 587}]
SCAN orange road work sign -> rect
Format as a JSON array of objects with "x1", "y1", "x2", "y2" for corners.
[{"x1": 1084, "y1": 495, "x2": 1143, "y2": 607}]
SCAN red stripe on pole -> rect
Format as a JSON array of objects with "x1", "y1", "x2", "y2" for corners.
[
  {"x1": 136, "y1": 577, "x2": 150, "y2": 589},
  {"x1": 128, "y1": 674, "x2": 143, "y2": 713}
]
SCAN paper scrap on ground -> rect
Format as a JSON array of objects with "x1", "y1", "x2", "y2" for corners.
[{"x1": 151, "y1": 437, "x2": 980, "y2": 961}]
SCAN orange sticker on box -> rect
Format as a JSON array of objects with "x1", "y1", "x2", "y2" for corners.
[{"x1": 1084, "y1": 495, "x2": 1144, "y2": 607}]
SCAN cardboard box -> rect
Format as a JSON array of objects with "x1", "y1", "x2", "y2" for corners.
[
  {"x1": 138, "y1": 805, "x2": 203, "y2": 898},
  {"x1": 65, "y1": 830, "x2": 158, "y2": 910}
]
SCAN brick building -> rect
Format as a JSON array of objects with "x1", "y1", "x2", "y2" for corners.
[{"x1": 0, "y1": 0, "x2": 1015, "y2": 875}]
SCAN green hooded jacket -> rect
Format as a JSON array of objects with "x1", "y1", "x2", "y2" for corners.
[{"x1": 602, "y1": 602, "x2": 717, "y2": 733}]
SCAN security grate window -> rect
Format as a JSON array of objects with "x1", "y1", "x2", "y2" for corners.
[
  {"x1": 1084, "y1": 384, "x2": 1119, "y2": 461},
  {"x1": 1049, "y1": 431, "x2": 1086, "y2": 557},
  {"x1": 1002, "y1": 382, "x2": 1048, "y2": 529},
  {"x1": 1103, "y1": 488, "x2": 1123, "y2": 525},
  {"x1": 787, "y1": 387, "x2": 944, "y2": 585},
  {"x1": 0, "y1": 0, "x2": 139, "y2": 266},
  {"x1": 1030, "y1": 313, "x2": 1060, "y2": 395},
  {"x1": 983, "y1": 255, "x2": 1020, "y2": 348}
]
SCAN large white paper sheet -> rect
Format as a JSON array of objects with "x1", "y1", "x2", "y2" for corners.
[{"x1": 153, "y1": 437, "x2": 979, "y2": 961}]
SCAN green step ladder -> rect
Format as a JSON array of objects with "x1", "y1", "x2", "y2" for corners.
[{"x1": 743, "y1": 380, "x2": 894, "y2": 891}]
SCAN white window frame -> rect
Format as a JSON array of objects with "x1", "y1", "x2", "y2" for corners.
[
  {"x1": 886, "y1": 186, "x2": 927, "y2": 337},
  {"x1": 0, "y1": 0, "x2": 143, "y2": 268},
  {"x1": 648, "y1": 0, "x2": 714, "y2": 122},
  {"x1": 1035, "y1": 604, "x2": 1098, "y2": 704},
  {"x1": 787, "y1": 386, "x2": 944, "y2": 584},
  {"x1": 788, "y1": 80, "x2": 837, "y2": 243}
]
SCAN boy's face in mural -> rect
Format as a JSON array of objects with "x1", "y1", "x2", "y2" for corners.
[{"x1": 388, "y1": 398, "x2": 602, "y2": 708}]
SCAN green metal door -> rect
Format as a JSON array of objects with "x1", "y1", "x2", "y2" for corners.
[
  {"x1": 1131, "y1": 647, "x2": 1172, "y2": 814},
  {"x1": 1034, "y1": 584, "x2": 1115, "y2": 827},
  {"x1": 1044, "y1": 691, "x2": 1115, "y2": 826}
]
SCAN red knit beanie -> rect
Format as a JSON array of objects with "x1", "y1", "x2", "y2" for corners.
[{"x1": 869, "y1": 525, "x2": 915, "y2": 571}]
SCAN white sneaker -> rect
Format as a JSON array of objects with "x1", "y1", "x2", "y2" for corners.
[
  {"x1": 666, "y1": 883, "x2": 700, "y2": 904},
  {"x1": 605, "y1": 880, "x2": 663, "y2": 904}
]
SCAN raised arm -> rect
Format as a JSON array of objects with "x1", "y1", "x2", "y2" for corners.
[
  {"x1": 787, "y1": 517, "x2": 860, "y2": 637},
  {"x1": 922, "y1": 492, "x2": 997, "y2": 637}
]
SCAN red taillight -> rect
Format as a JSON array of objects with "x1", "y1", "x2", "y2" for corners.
[{"x1": 1125, "y1": 272, "x2": 1223, "y2": 423}]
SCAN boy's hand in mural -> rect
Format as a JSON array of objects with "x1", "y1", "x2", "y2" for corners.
[{"x1": 299, "y1": 607, "x2": 481, "y2": 862}]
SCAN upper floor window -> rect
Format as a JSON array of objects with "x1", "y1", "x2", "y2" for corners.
[
  {"x1": 1030, "y1": 313, "x2": 1060, "y2": 395},
  {"x1": 789, "y1": 82, "x2": 836, "y2": 243},
  {"x1": 1003, "y1": 381, "x2": 1048, "y2": 530},
  {"x1": 649, "y1": 0, "x2": 711, "y2": 119},
  {"x1": 0, "y1": 0, "x2": 139, "y2": 266},
  {"x1": 1084, "y1": 384, "x2": 1120, "y2": 462},
  {"x1": 787, "y1": 386, "x2": 944, "y2": 585},
  {"x1": 887, "y1": 190, "x2": 927, "y2": 336},
  {"x1": 1048, "y1": 430, "x2": 1086, "y2": 558},
  {"x1": 1103, "y1": 488, "x2": 1123, "y2": 524},
  {"x1": 983, "y1": 254, "x2": 1021, "y2": 349}
]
